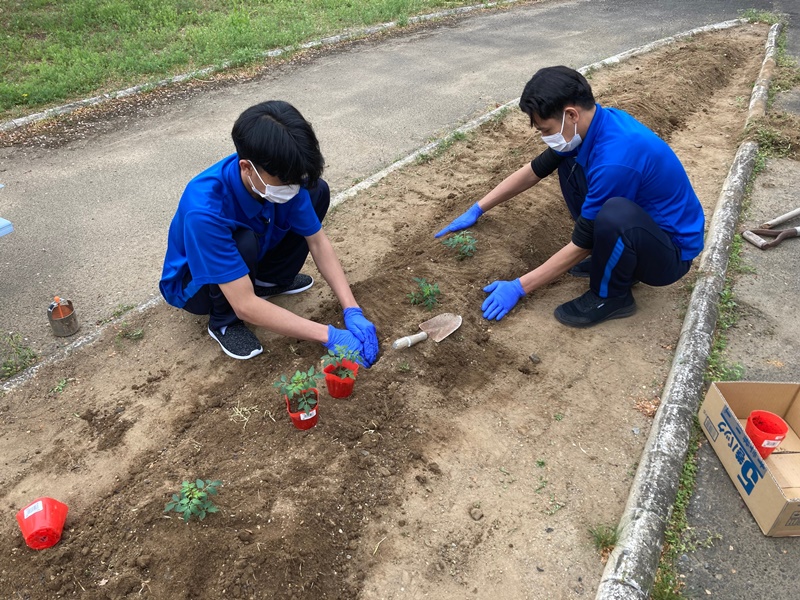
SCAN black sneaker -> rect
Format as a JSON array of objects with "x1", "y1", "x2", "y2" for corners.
[
  {"x1": 568, "y1": 257, "x2": 591, "y2": 278},
  {"x1": 554, "y1": 290, "x2": 636, "y2": 328},
  {"x1": 208, "y1": 321, "x2": 263, "y2": 360},
  {"x1": 255, "y1": 274, "x2": 314, "y2": 298}
]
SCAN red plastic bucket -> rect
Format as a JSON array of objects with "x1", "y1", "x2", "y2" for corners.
[
  {"x1": 285, "y1": 389, "x2": 319, "y2": 430},
  {"x1": 323, "y1": 359, "x2": 359, "y2": 399},
  {"x1": 745, "y1": 410, "x2": 789, "y2": 459},
  {"x1": 16, "y1": 497, "x2": 69, "y2": 550}
]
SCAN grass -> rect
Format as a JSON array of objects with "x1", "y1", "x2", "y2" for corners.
[
  {"x1": 1, "y1": 333, "x2": 38, "y2": 380},
  {"x1": 1, "y1": 0, "x2": 501, "y2": 120},
  {"x1": 588, "y1": 524, "x2": 618, "y2": 561},
  {"x1": 115, "y1": 322, "x2": 145, "y2": 342}
]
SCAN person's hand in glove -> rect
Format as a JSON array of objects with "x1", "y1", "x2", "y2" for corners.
[
  {"x1": 324, "y1": 326, "x2": 369, "y2": 367},
  {"x1": 481, "y1": 279, "x2": 525, "y2": 321},
  {"x1": 343, "y1": 307, "x2": 379, "y2": 365},
  {"x1": 434, "y1": 202, "x2": 483, "y2": 238}
]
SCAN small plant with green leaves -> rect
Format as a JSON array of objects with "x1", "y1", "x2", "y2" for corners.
[
  {"x1": 274, "y1": 366, "x2": 323, "y2": 413},
  {"x1": 321, "y1": 345, "x2": 362, "y2": 380},
  {"x1": 589, "y1": 524, "x2": 619, "y2": 561},
  {"x1": 408, "y1": 277, "x2": 441, "y2": 311},
  {"x1": 49, "y1": 378, "x2": 71, "y2": 395},
  {"x1": 116, "y1": 322, "x2": 144, "y2": 342},
  {"x1": 442, "y1": 230, "x2": 477, "y2": 260},
  {"x1": 1, "y1": 333, "x2": 37, "y2": 380},
  {"x1": 164, "y1": 479, "x2": 222, "y2": 522}
]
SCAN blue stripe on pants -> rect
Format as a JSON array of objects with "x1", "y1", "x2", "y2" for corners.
[{"x1": 599, "y1": 237, "x2": 625, "y2": 298}]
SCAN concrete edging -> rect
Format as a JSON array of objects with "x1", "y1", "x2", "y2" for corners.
[{"x1": 595, "y1": 22, "x2": 781, "y2": 600}]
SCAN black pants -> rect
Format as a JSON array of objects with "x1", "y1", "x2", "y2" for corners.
[
  {"x1": 558, "y1": 158, "x2": 692, "y2": 298},
  {"x1": 183, "y1": 180, "x2": 330, "y2": 329}
]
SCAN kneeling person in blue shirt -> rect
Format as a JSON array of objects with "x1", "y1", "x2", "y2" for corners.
[
  {"x1": 160, "y1": 100, "x2": 379, "y2": 363},
  {"x1": 435, "y1": 66, "x2": 704, "y2": 327}
]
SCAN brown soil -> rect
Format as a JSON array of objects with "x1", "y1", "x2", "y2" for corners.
[{"x1": 0, "y1": 24, "x2": 768, "y2": 600}]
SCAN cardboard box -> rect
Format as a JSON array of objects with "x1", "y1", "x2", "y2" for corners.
[{"x1": 699, "y1": 381, "x2": 800, "y2": 537}]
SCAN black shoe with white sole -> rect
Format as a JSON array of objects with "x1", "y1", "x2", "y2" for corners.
[
  {"x1": 255, "y1": 274, "x2": 314, "y2": 298},
  {"x1": 554, "y1": 290, "x2": 636, "y2": 328},
  {"x1": 208, "y1": 321, "x2": 263, "y2": 360}
]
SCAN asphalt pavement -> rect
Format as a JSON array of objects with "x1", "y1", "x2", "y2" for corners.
[{"x1": 1, "y1": 1, "x2": 800, "y2": 598}]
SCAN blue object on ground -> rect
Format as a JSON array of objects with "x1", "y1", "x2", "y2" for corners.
[{"x1": 0, "y1": 217, "x2": 13, "y2": 237}]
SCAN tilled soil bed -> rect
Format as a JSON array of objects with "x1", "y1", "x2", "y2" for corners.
[{"x1": 0, "y1": 23, "x2": 768, "y2": 600}]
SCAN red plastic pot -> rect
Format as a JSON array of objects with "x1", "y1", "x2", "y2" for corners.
[
  {"x1": 745, "y1": 410, "x2": 789, "y2": 459},
  {"x1": 285, "y1": 388, "x2": 320, "y2": 430},
  {"x1": 16, "y1": 497, "x2": 69, "y2": 550},
  {"x1": 323, "y1": 359, "x2": 359, "y2": 399}
]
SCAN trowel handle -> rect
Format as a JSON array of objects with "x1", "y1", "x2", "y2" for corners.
[{"x1": 392, "y1": 331, "x2": 429, "y2": 350}]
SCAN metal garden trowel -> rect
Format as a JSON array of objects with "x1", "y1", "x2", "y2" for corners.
[{"x1": 392, "y1": 313, "x2": 462, "y2": 350}]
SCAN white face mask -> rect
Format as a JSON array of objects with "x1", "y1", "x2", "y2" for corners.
[
  {"x1": 248, "y1": 161, "x2": 300, "y2": 204},
  {"x1": 541, "y1": 111, "x2": 582, "y2": 153}
]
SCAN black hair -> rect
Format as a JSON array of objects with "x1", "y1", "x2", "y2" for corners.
[
  {"x1": 231, "y1": 100, "x2": 324, "y2": 187},
  {"x1": 519, "y1": 66, "x2": 595, "y2": 126}
]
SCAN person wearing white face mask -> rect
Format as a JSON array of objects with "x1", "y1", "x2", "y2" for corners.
[
  {"x1": 435, "y1": 65, "x2": 704, "y2": 327},
  {"x1": 160, "y1": 100, "x2": 379, "y2": 363}
]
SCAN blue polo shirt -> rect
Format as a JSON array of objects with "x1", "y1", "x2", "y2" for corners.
[
  {"x1": 574, "y1": 104, "x2": 704, "y2": 260},
  {"x1": 160, "y1": 154, "x2": 321, "y2": 308}
]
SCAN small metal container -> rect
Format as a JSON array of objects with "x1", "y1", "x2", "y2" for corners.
[{"x1": 48, "y1": 297, "x2": 80, "y2": 337}]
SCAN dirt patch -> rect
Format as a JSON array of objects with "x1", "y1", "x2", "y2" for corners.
[{"x1": 0, "y1": 24, "x2": 768, "y2": 600}]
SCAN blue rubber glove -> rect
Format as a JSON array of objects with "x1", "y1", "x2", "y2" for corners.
[
  {"x1": 343, "y1": 307, "x2": 379, "y2": 365},
  {"x1": 481, "y1": 279, "x2": 525, "y2": 321},
  {"x1": 325, "y1": 326, "x2": 369, "y2": 367},
  {"x1": 434, "y1": 202, "x2": 484, "y2": 238}
]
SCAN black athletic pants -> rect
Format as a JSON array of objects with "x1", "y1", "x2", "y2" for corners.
[{"x1": 557, "y1": 158, "x2": 692, "y2": 298}]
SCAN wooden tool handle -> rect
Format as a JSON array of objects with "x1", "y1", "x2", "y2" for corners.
[{"x1": 392, "y1": 331, "x2": 429, "y2": 350}]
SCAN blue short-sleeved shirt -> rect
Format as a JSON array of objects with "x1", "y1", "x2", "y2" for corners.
[
  {"x1": 574, "y1": 104, "x2": 704, "y2": 260},
  {"x1": 160, "y1": 154, "x2": 321, "y2": 308}
]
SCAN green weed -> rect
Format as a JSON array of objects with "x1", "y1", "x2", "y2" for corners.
[
  {"x1": 588, "y1": 524, "x2": 618, "y2": 558},
  {"x1": 0, "y1": 333, "x2": 37, "y2": 379},
  {"x1": 116, "y1": 322, "x2": 144, "y2": 342},
  {"x1": 49, "y1": 378, "x2": 71, "y2": 395}
]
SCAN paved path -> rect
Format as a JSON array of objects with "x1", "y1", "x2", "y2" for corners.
[{"x1": 0, "y1": 0, "x2": 792, "y2": 356}]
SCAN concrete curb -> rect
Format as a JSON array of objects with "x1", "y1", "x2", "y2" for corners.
[
  {"x1": 595, "y1": 22, "x2": 781, "y2": 600},
  {"x1": 0, "y1": 0, "x2": 526, "y2": 133}
]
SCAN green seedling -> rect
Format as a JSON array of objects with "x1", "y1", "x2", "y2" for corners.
[
  {"x1": 554, "y1": 413, "x2": 564, "y2": 421},
  {"x1": 408, "y1": 277, "x2": 441, "y2": 311},
  {"x1": 442, "y1": 230, "x2": 477, "y2": 260},
  {"x1": 0, "y1": 333, "x2": 37, "y2": 379},
  {"x1": 321, "y1": 345, "x2": 363, "y2": 380},
  {"x1": 274, "y1": 366, "x2": 323, "y2": 413},
  {"x1": 397, "y1": 362, "x2": 411, "y2": 373},
  {"x1": 49, "y1": 378, "x2": 71, "y2": 395},
  {"x1": 164, "y1": 479, "x2": 222, "y2": 522},
  {"x1": 535, "y1": 459, "x2": 546, "y2": 468}
]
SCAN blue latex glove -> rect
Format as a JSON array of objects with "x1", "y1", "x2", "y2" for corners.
[
  {"x1": 482, "y1": 279, "x2": 525, "y2": 321},
  {"x1": 325, "y1": 326, "x2": 369, "y2": 367},
  {"x1": 434, "y1": 202, "x2": 484, "y2": 238},
  {"x1": 343, "y1": 307, "x2": 379, "y2": 365}
]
